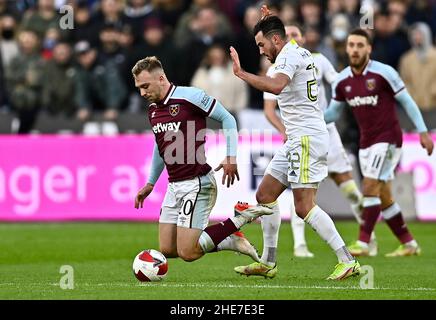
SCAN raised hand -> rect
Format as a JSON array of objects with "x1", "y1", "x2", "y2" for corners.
[{"x1": 229, "y1": 46, "x2": 242, "y2": 77}]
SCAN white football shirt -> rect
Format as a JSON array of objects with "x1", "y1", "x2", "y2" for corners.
[
  {"x1": 264, "y1": 52, "x2": 338, "y2": 110},
  {"x1": 269, "y1": 41, "x2": 327, "y2": 137}
]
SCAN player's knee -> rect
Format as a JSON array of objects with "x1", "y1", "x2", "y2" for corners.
[
  {"x1": 362, "y1": 179, "x2": 381, "y2": 196},
  {"x1": 256, "y1": 190, "x2": 273, "y2": 204},
  {"x1": 177, "y1": 248, "x2": 199, "y2": 262},
  {"x1": 160, "y1": 246, "x2": 178, "y2": 258},
  {"x1": 294, "y1": 201, "x2": 312, "y2": 218}
]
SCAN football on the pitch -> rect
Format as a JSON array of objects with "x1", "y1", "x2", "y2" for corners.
[{"x1": 132, "y1": 249, "x2": 168, "y2": 282}]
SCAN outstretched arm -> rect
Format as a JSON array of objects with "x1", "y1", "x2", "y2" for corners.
[
  {"x1": 230, "y1": 46, "x2": 289, "y2": 95},
  {"x1": 395, "y1": 89, "x2": 434, "y2": 155}
]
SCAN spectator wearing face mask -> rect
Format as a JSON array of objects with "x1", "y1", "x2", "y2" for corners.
[
  {"x1": 41, "y1": 27, "x2": 61, "y2": 60},
  {"x1": 325, "y1": 13, "x2": 350, "y2": 71},
  {"x1": 191, "y1": 44, "x2": 248, "y2": 117},
  {"x1": 0, "y1": 15, "x2": 19, "y2": 69},
  {"x1": 0, "y1": 14, "x2": 19, "y2": 111},
  {"x1": 399, "y1": 22, "x2": 436, "y2": 114}
]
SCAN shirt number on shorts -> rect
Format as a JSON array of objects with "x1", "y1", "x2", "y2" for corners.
[
  {"x1": 180, "y1": 199, "x2": 194, "y2": 216},
  {"x1": 287, "y1": 151, "x2": 300, "y2": 170}
]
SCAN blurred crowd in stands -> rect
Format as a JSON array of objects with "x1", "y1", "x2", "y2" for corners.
[{"x1": 1, "y1": 0, "x2": 436, "y2": 138}]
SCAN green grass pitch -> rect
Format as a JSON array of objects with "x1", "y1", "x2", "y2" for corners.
[{"x1": 1, "y1": 221, "x2": 436, "y2": 300}]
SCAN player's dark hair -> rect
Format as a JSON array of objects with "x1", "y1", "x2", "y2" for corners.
[
  {"x1": 348, "y1": 28, "x2": 372, "y2": 45},
  {"x1": 253, "y1": 15, "x2": 286, "y2": 40},
  {"x1": 132, "y1": 56, "x2": 163, "y2": 76}
]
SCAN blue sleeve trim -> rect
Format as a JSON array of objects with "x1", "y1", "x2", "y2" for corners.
[
  {"x1": 147, "y1": 144, "x2": 165, "y2": 185},
  {"x1": 324, "y1": 100, "x2": 345, "y2": 123},
  {"x1": 395, "y1": 89, "x2": 428, "y2": 133},
  {"x1": 208, "y1": 101, "x2": 238, "y2": 157},
  {"x1": 369, "y1": 61, "x2": 405, "y2": 94},
  {"x1": 173, "y1": 86, "x2": 215, "y2": 114}
]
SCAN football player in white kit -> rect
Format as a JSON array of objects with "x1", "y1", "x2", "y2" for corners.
[
  {"x1": 230, "y1": 14, "x2": 360, "y2": 280},
  {"x1": 258, "y1": 24, "x2": 378, "y2": 265}
]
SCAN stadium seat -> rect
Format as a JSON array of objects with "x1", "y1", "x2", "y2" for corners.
[
  {"x1": 116, "y1": 111, "x2": 150, "y2": 133},
  {"x1": 33, "y1": 112, "x2": 83, "y2": 134}
]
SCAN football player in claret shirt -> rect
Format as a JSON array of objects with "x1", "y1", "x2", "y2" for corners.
[
  {"x1": 325, "y1": 29, "x2": 434, "y2": 257},
  {"x1": 131, "y1": 56, "x2": 273, "y2": 265}
]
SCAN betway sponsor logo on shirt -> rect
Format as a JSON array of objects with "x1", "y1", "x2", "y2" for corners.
[
  {"x1": 152, "y1": 122, "x2": 181, "y2": 133},
  {"x1": 346, "y1": 95, "x2": 379, "y2": 107}
]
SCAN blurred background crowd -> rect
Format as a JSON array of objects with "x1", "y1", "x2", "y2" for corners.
[{"x1": 0, "y1": 0, "x2": 436, "y2": 148}]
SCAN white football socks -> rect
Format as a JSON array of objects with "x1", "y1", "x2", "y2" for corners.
[
  {"x1": 339, "y1": 179, "x2": 363, "y2": 206},
  {"x1": 259, "y1": 203, "x2": 281, "y2": 267},
  {"x1": 216, "y1": 235, "x2": 235, "y2": 251},
  {"x1": 198, "y1": 231, "x2": 215, "y2": 253},
  {"x1": 304, "y1": 205, "x2": 354, "y2": 263},
  {"x1": 291, "y1": 211, "x2": 307, "y2": 249}
]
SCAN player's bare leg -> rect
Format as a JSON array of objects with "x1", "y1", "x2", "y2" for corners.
[
  {"x1": 292, "y1": 188, "x2": 316, "y2": 257},
  {"x1": 293, "y1": 187, "x2": 360, "y2": 280},
  {"x1": 330, "y1": 172, "x2": 364, "y2": 222},
  {"x1": 331, "y1": 172, "x2": 377, "y2": 256},
  {"x1": 348, "y1": 178, "x2": 382, "y2": 256},
  {"x1": 380, "y1": 182, "x2": 421, "y2": 257},
  {"x1": 159, "y1": 223, "x2": 179, "y2": 258},
  {"x1": 176, "y1": 227, "x2": 204, "y2": 261},
  {"x1": 234, "y1": 174, "x2": 286, "y2": 278},
  {"x1": 175, "y1": 224, "x2": 261, "y2": 263},
  {"x1": 291, "y1": 211, "x2": 314, "y2": 258}
]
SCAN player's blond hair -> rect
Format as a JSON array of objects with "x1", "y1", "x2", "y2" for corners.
[{"x1": 131, "y1": 56, "x2": 163, "y2": 76}]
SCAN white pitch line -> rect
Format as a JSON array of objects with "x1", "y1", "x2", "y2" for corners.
[
  {"x1": 1, "y1": 282, "x2": 435, "y2": 292},
  {"x1": 139, "y1": 283, "x2": 436, "y2": 292}
]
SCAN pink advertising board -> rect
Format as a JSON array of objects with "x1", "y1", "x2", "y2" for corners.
[
  {"x1": 0, "y1": 133, "x2": 435, "y2": 221},
  {"x1": 398, "y1": 134, "x2": 436, "y2": 221}
]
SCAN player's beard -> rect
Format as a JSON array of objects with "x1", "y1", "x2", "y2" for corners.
[
  {"x1": 146, "y1": 89, "x2": 161, "y2": 104},
  {"x1": 349, "y1": 54, "x2": 368, "y2": 69},
  {"x1": 267, "y1": 47, "x2": 278, "y2": 64}
]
